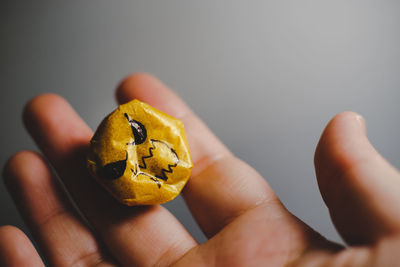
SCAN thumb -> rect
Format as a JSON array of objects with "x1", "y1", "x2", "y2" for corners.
[{"x1": 315, "y1": 111, "x2": 400, "y2": 245}]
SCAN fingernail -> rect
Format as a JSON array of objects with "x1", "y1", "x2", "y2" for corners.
[
  {"x1": 354, "y1": 113, "x2": 367, "y2": 133},
  {"x1": 355, "y1": 113, "x2": 365, "y2": 124}
]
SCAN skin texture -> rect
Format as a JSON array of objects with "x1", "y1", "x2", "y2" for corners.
[{"x1": 2, "y1": 73, "x2": 400, "y2": 266}]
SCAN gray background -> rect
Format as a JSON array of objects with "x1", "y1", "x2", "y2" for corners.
[{"x1": 1, "y1": 1, "x2": 400, "y2": 246}]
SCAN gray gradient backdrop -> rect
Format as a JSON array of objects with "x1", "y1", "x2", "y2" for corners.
[{"x1": 1, "y1": 1, "x2": 400, "y2": 246}]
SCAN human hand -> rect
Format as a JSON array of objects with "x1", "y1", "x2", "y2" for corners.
[{"x1": 2, "y1": 73, "x2": 400, "y2": 266}]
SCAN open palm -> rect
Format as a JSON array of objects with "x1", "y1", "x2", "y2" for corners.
[{"x1": 2, "y1": 73, "x2": 400, "y2": 266}]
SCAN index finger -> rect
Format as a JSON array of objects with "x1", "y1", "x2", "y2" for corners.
[
  {"x1": 116, "y1": 73, "x2": 281, "y2": 237},
  {"x1": 116, "y1": 73, "x2": 231, "y2": 174}
]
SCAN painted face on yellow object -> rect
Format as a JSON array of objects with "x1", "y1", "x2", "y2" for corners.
[
  {"x1": 99, "y1": 113, "x2": 179, "y2": 186},
  {"x1": 88, "y1": 100, "x2": 192, "y2": 206}
]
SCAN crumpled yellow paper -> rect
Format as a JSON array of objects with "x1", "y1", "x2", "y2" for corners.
[{"x1": 87, "y1": 99, "x2": 192, "y2": 205}]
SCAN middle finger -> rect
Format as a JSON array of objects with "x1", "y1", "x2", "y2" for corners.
[{"x1": 116, "y1": 73, "x2": 282, "y2": 237}]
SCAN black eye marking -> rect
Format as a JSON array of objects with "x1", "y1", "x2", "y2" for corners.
[
  {"x1": 98, "y1": 151, "x2": 128, "y2": 180},
  {"x1": 124, "y1": 113, "x2": 147, "y2": 145}
]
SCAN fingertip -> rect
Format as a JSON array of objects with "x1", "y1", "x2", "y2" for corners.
[
  {"x1": 324, "y1": 111, "x2": 366, "y2": 137},
  {"x1": 22, "y1": 94, "x2": 74, "y2": 144},
  {"x1": 0, "y1": 226, "x2": 25, "y2": 251},
  {"x1": 0, "y1": 225, "x2": 26, "y2": 243},
  {"x1": 115, "y1": 72, "x2": 190, "y2": 119},
  {"x1": 3, "y1": 151, "x2": 36, "y2": 185},
  {"x1": 314, "y1": 111, "x2": 367, "y2": 169},
  {"x1": 115, "y1": 72, "x2": 162, "y2": 104},
  {"x1": 23, "y1": 93, "x2": 66, "y2": 126},
  {"x1": 3, "y1": 151, "x2": 47, "y2": 193},
  {"x1": 22, "y1": 93, "x2": 92, "y2": 156},
  {"x1": 0, "y1": 225, "x2": 43, "y2": 266}
]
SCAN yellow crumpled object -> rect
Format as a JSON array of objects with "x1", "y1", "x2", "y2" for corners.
[{"x1": 87, "y1": 99, "x2": 192, "y2": 205}]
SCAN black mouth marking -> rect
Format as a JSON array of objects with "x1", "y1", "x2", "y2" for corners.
[
  {"x1": 98, "y1": 151, "x2": 128, "y2": 180},
  {"x1": 124, "y1": 113, "x2": 147, "y2": 145},
  {"x1": 138, "y1": 140, "x2": 179, "y2": 181}
]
